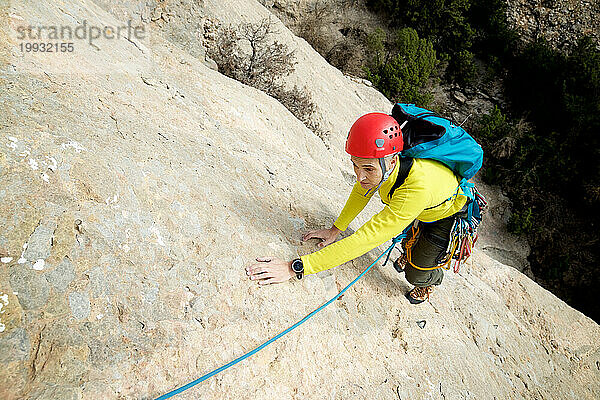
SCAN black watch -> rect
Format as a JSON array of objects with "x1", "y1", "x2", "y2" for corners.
[{"x1": 291, "y1": 258, "x2": 304, "y2": 280}]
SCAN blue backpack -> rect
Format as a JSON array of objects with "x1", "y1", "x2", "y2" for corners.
[
  {"x1": 391, "y1": 104, "x2": 483, "y2": 213},
  {"x1": 392, "y1": 103, "x2": 483, "y2": 180}
]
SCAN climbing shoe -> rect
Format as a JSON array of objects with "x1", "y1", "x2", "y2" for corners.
[
  {"x1": 393, "y1": 254, "x2": 407, "y2": 273},
  {"x1": 406, "y1": 286, "x2": 434, "y2": 304}
]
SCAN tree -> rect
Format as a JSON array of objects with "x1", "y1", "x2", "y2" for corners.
[
  {"x1": 207, "y1": 18, "x2": 322, "y2": 136},
  {"x1": 364, "y1": 27, "x2": 437, "y2": 104},
  {"x1": 208, "y1": 18, "x2": 295, "y2": 94}
]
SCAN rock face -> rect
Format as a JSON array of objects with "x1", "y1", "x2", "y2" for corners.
[
  {"x1": 0, "y1": 1, "x2": 599, "y2": 399},
  {"x1": 507, "y1": 0, "x2": 600, "y2": 51}
]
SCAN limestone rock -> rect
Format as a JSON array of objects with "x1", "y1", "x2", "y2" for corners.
[
  {"x1": 474, "y1": 178, "x2": 533, "y2": 275},
  {"x1": 451, "y1": 90, "x2": 468, "y2": 104},
  {"x1": 45, "y1": 257, "x2": 76, "y2": 293},
  {"x1": 8, "y1": 265, "x2": 50, "y2": 311},
  {"x1": 0, "y1": 1, "x2": 598, "y2": 399},
  {"x1": 0, "y1": 328, "x2": 30, "y2": 364},
  {"x1": 506, "y1": 0, "x2": 599, "y2": 52},
  {"x1": 68, "y1": 292, "x2": 91, "y2": 320}
]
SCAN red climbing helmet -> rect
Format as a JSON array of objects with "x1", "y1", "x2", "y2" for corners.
[{"x1": 345, "y1": 113, "x2": 404, "y2": 158}]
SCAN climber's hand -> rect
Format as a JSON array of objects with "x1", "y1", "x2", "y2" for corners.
[
  {"x1": 302, "y1": 225, "x2": 341, "y2": 248},
  {"x1": 246, "y1": 257, "x2": 294, "y2": 285}
]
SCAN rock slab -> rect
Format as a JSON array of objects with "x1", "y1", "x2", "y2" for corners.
[{"x1": 0, "y1": 1, "x2": 598, "y2": 399}]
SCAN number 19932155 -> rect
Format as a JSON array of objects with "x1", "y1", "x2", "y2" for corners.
[{"x1": 20, "y1": 42, "x2": 74, "y2": 52}]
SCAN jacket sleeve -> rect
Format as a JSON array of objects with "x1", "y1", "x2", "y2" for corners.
[
  {"x1": 332, "y1": 182, "x2": 374, "y2": 231},
  {"x1": 301, "y1": 184, "x2": 429, "y2": 275}
]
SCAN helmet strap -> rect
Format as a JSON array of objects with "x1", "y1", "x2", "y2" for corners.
[
  {"x1": 363, "y1": 155, "x2": 397, "y2": 197},
  {"x1": 365, "y1": 156, "x2": 393, "y2": 196},
  {"x1": 381, "y1": 157, "x2": 394, "y2": 181}
]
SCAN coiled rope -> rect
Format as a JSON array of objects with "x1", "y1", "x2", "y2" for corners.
[{"x1": 154, "y1": 232, "x2": 407, "y2": 400}]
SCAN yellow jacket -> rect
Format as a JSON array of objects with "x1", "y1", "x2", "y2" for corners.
[{"x1": 300, "y1": 157, "x2": 468, "y2": 275}]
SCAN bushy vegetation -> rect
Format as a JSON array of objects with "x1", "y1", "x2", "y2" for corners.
[
  {"x1": 207, "y1": 18, "x2": 324, "y2": 138},
  {"x1": 363, "y1": 27, "x2": 438, "y2": 104},
  {"x1": 445, "y1": 49, "x2": 476, "y2": 85},
  {"x1": 295, "y1": 1, "x2": 367, "y2": 76},
  {"x1": 366, "y1": 0, "x2": 474, "y2": 52},
  {"x1": 365, "y1": 0, "x2": 517, "y2": 85},
  {"x1": 359, "y1": 0, "x2": 600, "y2": 321}
]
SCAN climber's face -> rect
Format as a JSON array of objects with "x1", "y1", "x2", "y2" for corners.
[{"x1": 351, "y1": 156, "x2": 383, "y2": 190}]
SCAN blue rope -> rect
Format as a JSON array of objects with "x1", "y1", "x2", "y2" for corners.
[{"x1": 154, "y1": 234, "x2": 407, "y2": 400}]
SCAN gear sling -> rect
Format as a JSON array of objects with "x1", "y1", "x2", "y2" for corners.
[{"x1": 389, "y1": 103, "x2": 486, "y2": 272}]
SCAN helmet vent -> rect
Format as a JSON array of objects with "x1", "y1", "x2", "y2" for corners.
[{"x1": 383, "y1": 129, "x2": 388, "y2": 134}]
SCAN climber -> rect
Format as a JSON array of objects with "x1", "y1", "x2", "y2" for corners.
[{"x1": 246, "y1": 112, "x2": 470, "y2": 304}]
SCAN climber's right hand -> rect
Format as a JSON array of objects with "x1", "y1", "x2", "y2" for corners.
[{"x1": 302, "y1": 226, "x2": 341, "y2": 248}]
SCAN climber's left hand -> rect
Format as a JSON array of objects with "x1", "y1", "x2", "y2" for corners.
[{"x1": 246, "y1": 257, "x2": 294, "y2": 285}]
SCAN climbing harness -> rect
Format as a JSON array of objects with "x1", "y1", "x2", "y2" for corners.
[
  {"x1": 154, "y1": 230, "x2": 410, "y2": 400},
  {"x1": 400, "y1": 185, "x2": 488, "y2": 274}
]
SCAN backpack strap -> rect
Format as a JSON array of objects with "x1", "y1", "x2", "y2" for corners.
[
  {"x1": 388, "y1": 156, "x2": 413, "y2": 199},
  {"x1": 413, "y1": 111, "x2": 439, "y2": 119}
]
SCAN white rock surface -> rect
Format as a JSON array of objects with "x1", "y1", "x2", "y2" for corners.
[{"x1": 0, "y1": 1, "x2": 598, "y2": 399}]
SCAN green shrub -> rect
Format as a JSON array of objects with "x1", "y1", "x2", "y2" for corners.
[
  {"x1": 505, "y1": 37, "x2": 600, "y2": 196},
  {"x1": 480, "y1": 37, "x2": 600, "y2": 321},
  {"x1": 475, "y1": 106, "x2": 511, "y2": 144},
  {"x1": 365, "y1": 0, "x2": 518, "y2": 86},
  {"x1": 363, "y1": 27, "x2": 437, "y2": 104},
  {"x1": 445, "y1": 49, "x2": 477, "y2": 85},
  {"x1": 469, "y1": 0, "x2": 517, "y2": 60},
  {"x1": 508, "y1": 207, "x2": 535, "y2": 235},
  {"x1": 366, "y1": 0, "x2": 474, "y2": 54},
  {"x1": 480, "y1": 165, "x2": 502, "y2": 185},
  {"x1": 364, "y1": 28, "x2": 386, "y2": 68}
]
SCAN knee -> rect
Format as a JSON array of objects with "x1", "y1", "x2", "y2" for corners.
[
  {"x1": 405, "y1": 264, "x2": 443, "y2": 287},
  {"x1": 405, "y1": 265, "x2": 428, "y2": 286}
]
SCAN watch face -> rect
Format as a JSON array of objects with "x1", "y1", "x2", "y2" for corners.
[{"x1": 292, "y1": 259, "x2": 303, "y2": 273}]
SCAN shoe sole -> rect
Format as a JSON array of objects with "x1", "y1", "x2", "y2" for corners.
[
  {"x1": 393, "y1": 259, "x2": 405, "y2": 273},
  {"x1": 405, "y1": 292, "x2": 426, "y2": 304}
]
